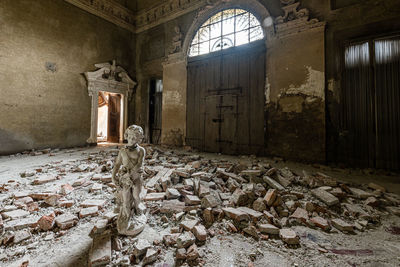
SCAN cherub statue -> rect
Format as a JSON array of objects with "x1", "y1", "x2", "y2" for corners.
[{"x1": 112, "y1": 125, "x2": 146, "y2": 236}]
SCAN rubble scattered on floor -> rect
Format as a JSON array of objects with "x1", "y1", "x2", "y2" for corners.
[{"x1": 0, "y1": 145, "x2": 400, "y2": 266}]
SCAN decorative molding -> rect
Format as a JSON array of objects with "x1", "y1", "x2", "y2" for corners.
[
  {"x1": 84, "y1": 60, "x2": 136, "y2": 144},
  {"x1": 274, "y1": 0, "x2": 325, "y2": 38},
  {"x1": 64, "y1": 0, "x2": 136, "y2": 32},
  {"x1": 135, "y1": 0, "x2": 208, "y2": 33}
]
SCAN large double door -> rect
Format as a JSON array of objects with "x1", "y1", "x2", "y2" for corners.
[{"x1": 186, "y1": 45, "x2": 265, "y2": 155}]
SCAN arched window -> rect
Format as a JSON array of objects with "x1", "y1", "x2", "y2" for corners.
[{"x1": 189, "y1": 9, "x2": 264, "y2": 57}]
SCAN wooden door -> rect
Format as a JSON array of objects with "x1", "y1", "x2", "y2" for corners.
[
  {"x1": 187, "y1": 43, "x2": 265, "y2": 155},
  {"x1": 108, "y1": 94, "x2": 121, "y2": 143}
]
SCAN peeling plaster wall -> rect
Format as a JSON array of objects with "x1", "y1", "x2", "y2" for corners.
[
  {"x1": 0, "y1": 0, "x2": 133, "y2": 155},
  {"x1": 266, "y1": 27, "x2": 325, "y2": 162}
]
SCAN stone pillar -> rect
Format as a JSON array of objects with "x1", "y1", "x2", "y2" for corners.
[
  {"x1": 87, "y1": 90, "x2": 99, "y2": 144},
  {"x1": 161, "y1": 53, "x2": 187, "y2": 146}
]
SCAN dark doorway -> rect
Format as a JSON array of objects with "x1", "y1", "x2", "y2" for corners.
[
  {"x1": 186, "y1": 42, "x2": 265, "y2": 155},
  {"x1": 108, "y1": 93, "x2": 121, "y2": 143},
  {"x1": 149, "y1": 79, "x2": 163, "y2": 144},
  {"x1": 339, "y1": 35, "x2": 400, "y2": 170}
]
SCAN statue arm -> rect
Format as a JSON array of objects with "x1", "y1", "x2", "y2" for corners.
[
  {"x1": 135, "y1": 147, "x2": 145, "y2": 173},
  {"x1": 112, "y1": 152, "x2": 122, "y2": 185}
]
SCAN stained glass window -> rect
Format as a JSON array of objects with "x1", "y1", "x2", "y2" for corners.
[{"x1": 189, "y1": 9, "x2": 264, "y2": 57}]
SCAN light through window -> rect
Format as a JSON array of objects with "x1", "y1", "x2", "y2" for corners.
[{"x1": 189, "y1": 9, "x2": 264, "y2": 57}]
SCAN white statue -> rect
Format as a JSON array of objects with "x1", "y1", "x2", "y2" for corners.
[{"x1": 112, "y1": 125, "x2": 147, "y2": 236}]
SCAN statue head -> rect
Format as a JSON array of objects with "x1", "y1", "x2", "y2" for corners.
[{"x1": 124, "y1": 125, "x2": 144, "y2": 146}]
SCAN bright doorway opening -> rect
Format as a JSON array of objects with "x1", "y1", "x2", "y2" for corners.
[{"x1": 97, "y1": 91, "x2": 123, "y2": 143}]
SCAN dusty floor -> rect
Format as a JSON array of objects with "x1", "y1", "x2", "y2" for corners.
[{"x1": 0, "y1": 145, "x2": 400, "y2": 267}]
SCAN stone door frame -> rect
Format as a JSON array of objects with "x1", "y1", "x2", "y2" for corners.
[{"x1": 85, "y1": 64, "x2": 135, "y2": 144}]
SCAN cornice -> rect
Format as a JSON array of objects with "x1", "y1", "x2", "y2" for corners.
[
  {"x1": 64, "y1": 0, "x2": 209, "y2": 34},
  {"x1": 135, "y1": 0, "x2": 207, "y2": 33},
  {"x1": 64, "y1": 0, "x2": 136, "y2": 32}
]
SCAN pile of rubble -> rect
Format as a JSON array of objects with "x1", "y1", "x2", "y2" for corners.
[
  {"x1": 139, "y1": 146, "x2": 400, "y2": 265},
  {"x1": 0, "y1": 145, "x2": 400, "y2": 266}
]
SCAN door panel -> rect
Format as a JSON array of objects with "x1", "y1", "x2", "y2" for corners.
[
  {"x1": 108, "y1": 94, "x2": 121, "y2": 143},
  {"x1": 187, "y1": 44, "x2": 265, "y2": 155},
  {"x1": 204, "y1": 95, "x2": 220, "y2": 153}
]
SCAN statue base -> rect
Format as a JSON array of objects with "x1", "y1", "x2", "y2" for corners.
[{"x1": 117, "y1": 213, "x2": 147, "y2": 236}]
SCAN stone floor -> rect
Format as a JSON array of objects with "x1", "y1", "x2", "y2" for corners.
[{"x1": 0, "y1": 145, "x2": 400, "y2": 267}]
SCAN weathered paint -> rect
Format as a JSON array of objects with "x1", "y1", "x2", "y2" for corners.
[{"x1": 0, "y1": 0, "x2": 133, "y2": 154}]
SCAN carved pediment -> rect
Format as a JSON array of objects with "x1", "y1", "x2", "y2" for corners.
[
  {"x1": 84, "y1": 60, "x2": 136, "y2": 99},
  {"x1": 274, "y1": 0, "x2": 325, "y2": 37}
]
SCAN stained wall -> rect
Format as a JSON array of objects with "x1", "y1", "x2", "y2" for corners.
[{"x1": 0, "y1": 0, "x2": 134, "y2": 154}]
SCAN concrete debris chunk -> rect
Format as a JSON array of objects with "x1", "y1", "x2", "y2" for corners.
[
  {"x1": 4, "y1": 216, "x2": 39, "y2": 231},
  {"x1": 201, "y1": 194, "x2": 219, "y2": 209},
  {"x1": 2, "y1": 209, "x2": 30, "y2": 220},
  {"x1": 133, "y1": 238, "x2": 151, "y2": 257},
  {"x1": 279, "y1": 228, "x2": 299, "y2": 245},
  {"x1": 13, "y1": 229, "x2": 31, "y2": 244},
  {"x1": 263, "y1": 176, "x2": 285, "y2": 190},
  {"x1": 55, "y1": 213, "x2": 78, "y2": 229},
  {"x1": 80, "y1": 199, "x2": 107, "y2": 208},
  {"x1": 331, "y1": 218, "x2": 354, "y2": 232},
  {"x1": 192, "y1": 224, "x2": 207, "y2": 241},
  {"x1": 368, "y1": 182, "x2": 386, "y2": 192},
  {"x1": 237, "y1": 207, "x2": 263, "y2": 221},
  {"x1": 160, "y1": 200, "x2": 185, "y2": 214},
  {"x1": 185, "y1": 195, "x2": 201, "y2": 205},
  {"x1": 276, "y1": 174, "x2": 291, "y2": 187},
  {"x1": 290, "y1": 207, "x2": 309, "y2": 223},
  {"x1": 348, "y1": 187, "x2": 372, "y2": 199},
  {"x1": 90, "y1": 183, "x2": 103, "y2": 193},
  {"x1": 222, "y1": 207, "x2": 249, "y2": 222},
  {"x1": 144, "y1": 192, "x2": 166, "y2": 201},
  {"x1": 231, "y1": 188, "x2": 248, "y2": 206},
  {"x1": 166, "y1": 188, "x2": 181, "y2": 199},
  {"x1": 37, "y1": 213, "x2": 55, "y2": 231},
  {"x1": 80, "y1": 206, "x2": 99, "y2": 218},
  {"x1": 258, "y1": 223, "x2": 279, "y2": 235},
  {"x1": 264, "y1": 189, "x2": 277, "y2": 206},
  {"x1": 143, "y1": 248, "x2": 158, "y2": 265},
  {"x1": 253, "y1": 198, "x2": 267, "y2": 212},
  {"x1": 311, "y1": 188, "x2": 339, "y2": 206},
  {"x1": 60, "y1": 184, "x2": 74, "y2": 195},
  {"x1": 180, "y1": 219, "x2": 198, "y2": 231},
  {"x1": 176, "y1": 232, "x2": 196, "y2": 248},
  {"x1": 176, "y1": 248, "x2": 187, "y2": 260},
  {"x1": 243, "y1": 225, "x2": 259, "y2": 239},
  {"x1": 310, "y1": 216, "x2": 330, "y2": 231},
  {"x1": 32, "y1": 176, "x2": 57, "y2": 185},
  {"x1": 186, "y1": 243, "x2": 199, "y2": 260}
]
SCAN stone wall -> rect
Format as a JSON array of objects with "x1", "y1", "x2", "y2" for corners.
[{"x1": 0, "y1": 0, "x2": 134, "y2": 154}]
